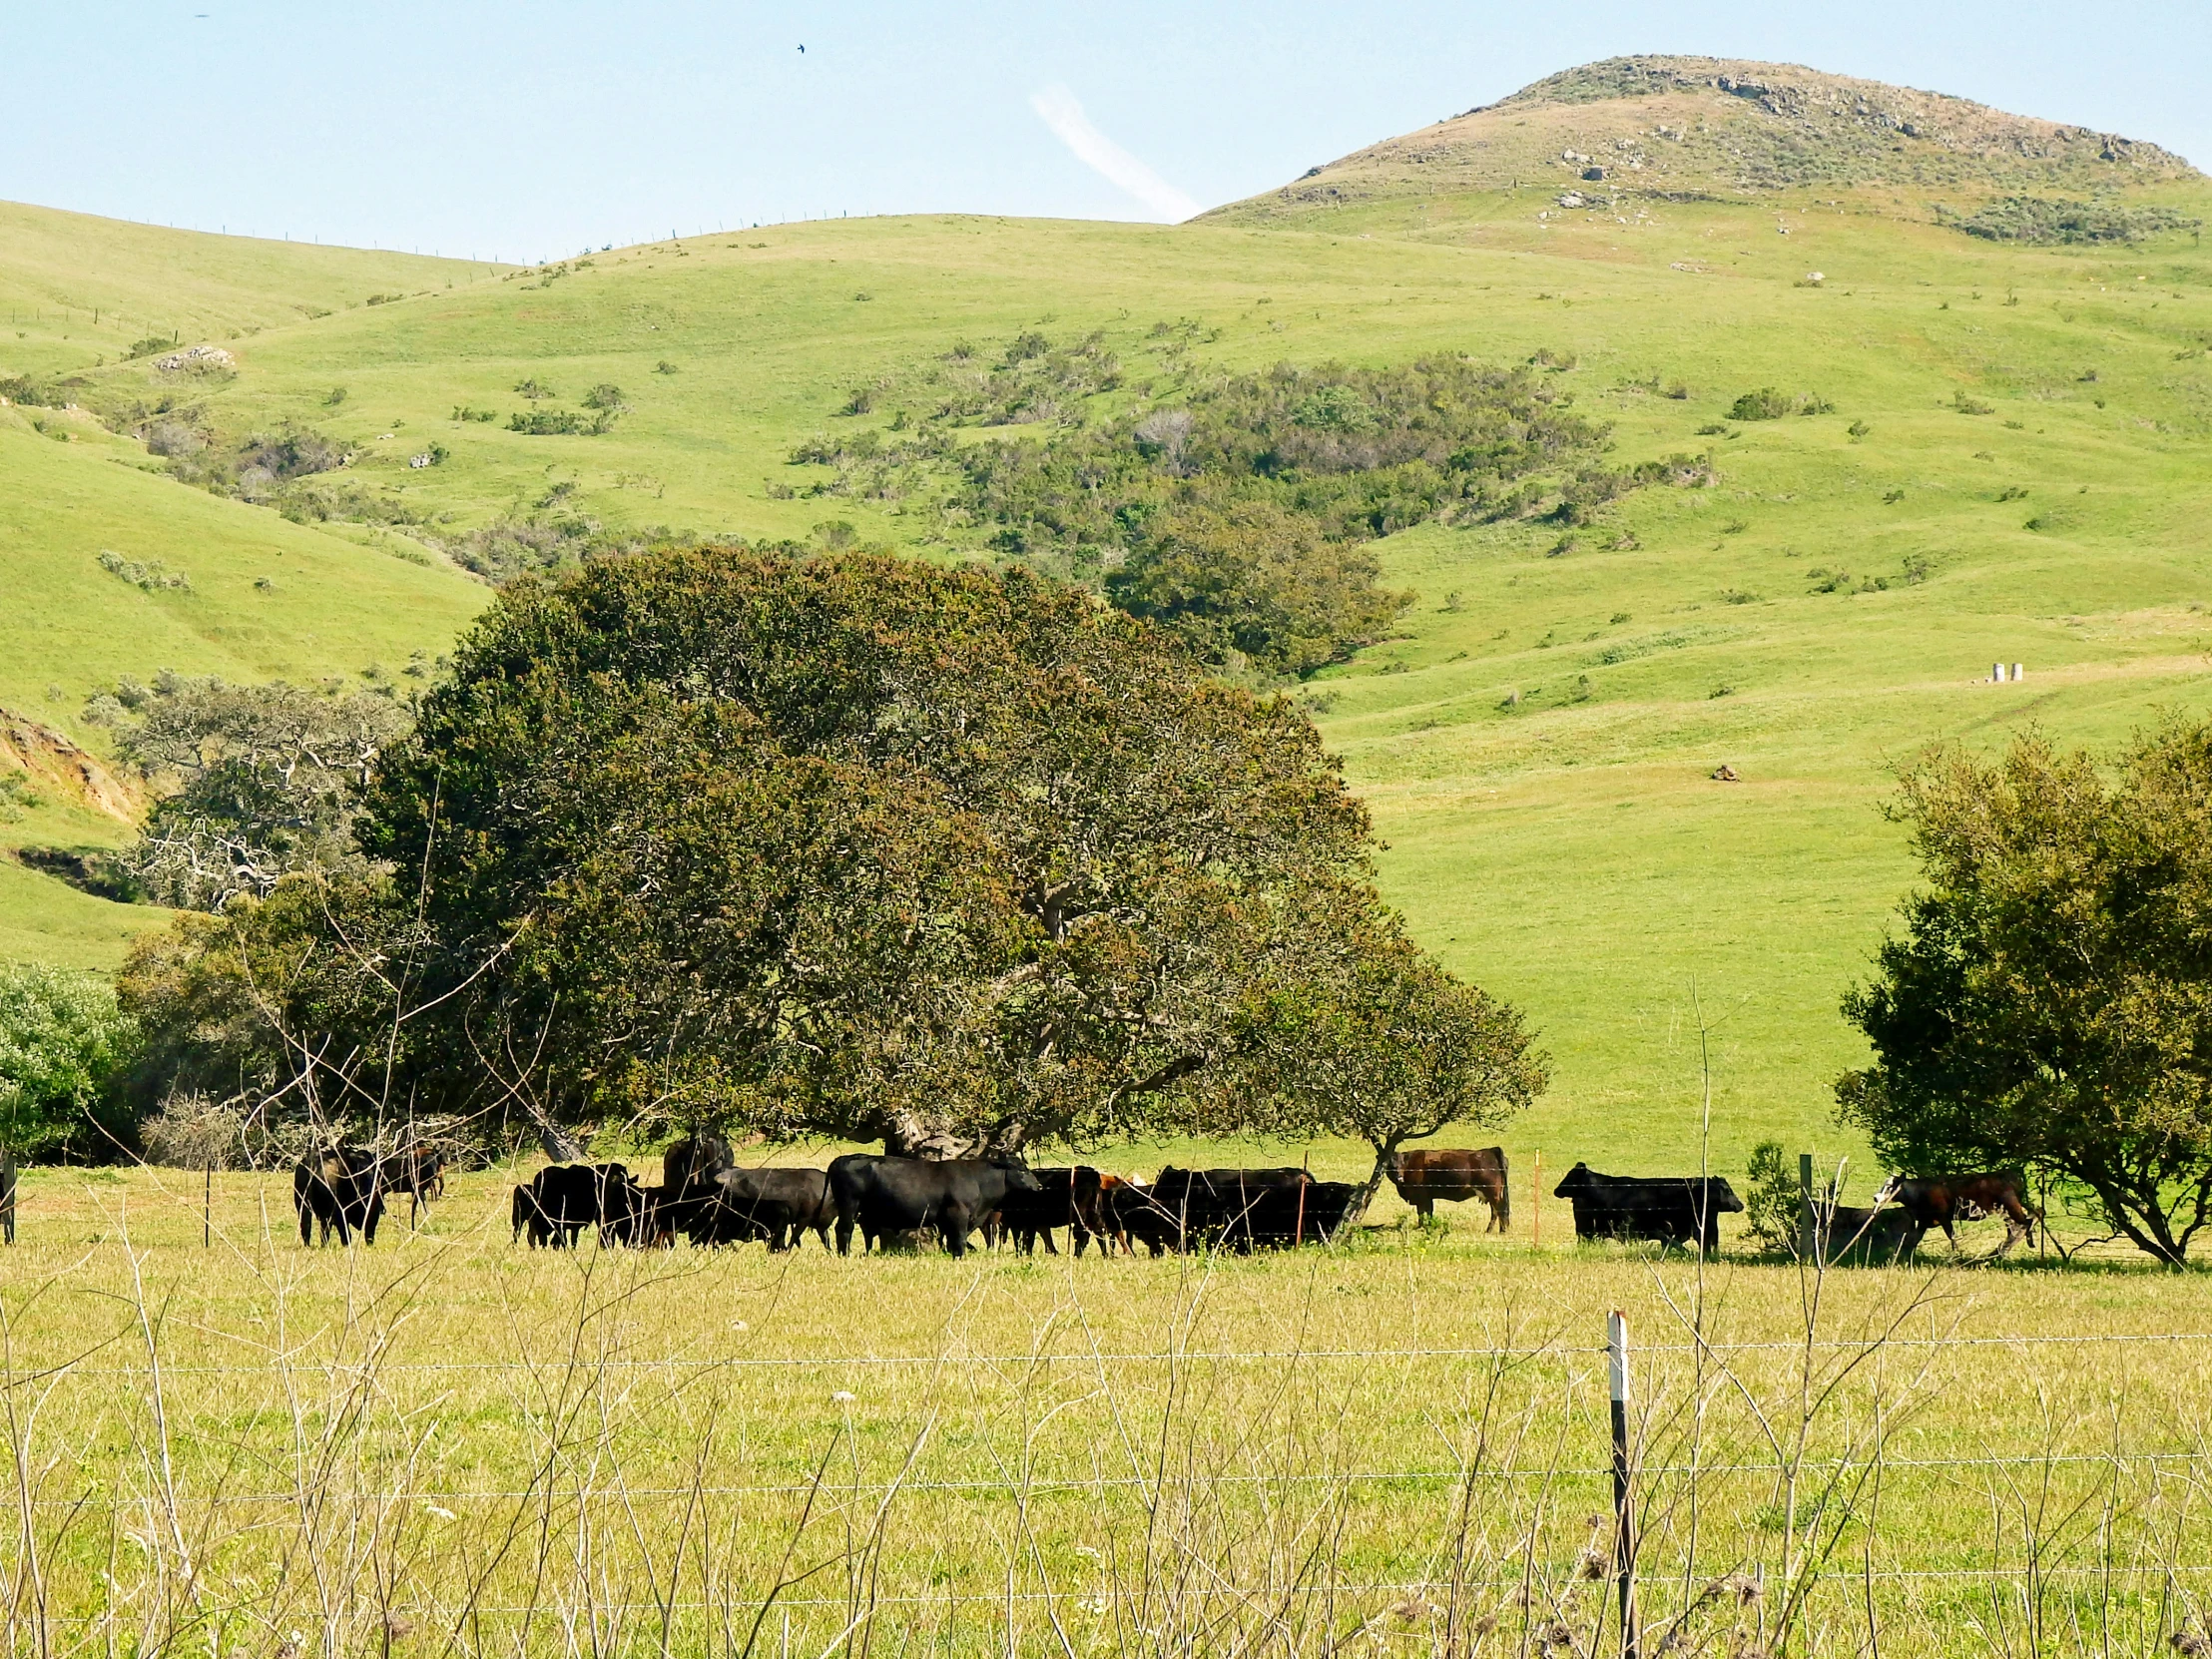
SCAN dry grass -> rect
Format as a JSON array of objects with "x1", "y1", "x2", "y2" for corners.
[{"x1": 3, "y1": 1165, "x2": 2211, "y2": 1657}]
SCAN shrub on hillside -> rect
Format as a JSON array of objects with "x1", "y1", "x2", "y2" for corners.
[
  {"x1": 507, "y1": 407, "x2": 611, "y2": 435},
  {"x1": 1951, "y1": 196, "x2": 2201, "y2": 245},
  {"x1": 1744, "y1": 1139, "x2": 1800, "y2": 1254},
  {"x1": 1729, "y1": 388, "x2": 1833, "y2": 421},
  {"x1": 0, "y1": 374, "x2": 61, "y2": 408}
]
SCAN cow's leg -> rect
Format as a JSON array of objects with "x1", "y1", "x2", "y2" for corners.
[
  {"x1": 1041, "y1": 1226, "x2": 1058, "y2": 1257},
  {"x1": 835, "y1": 1214, "x2": 855, "y2": 1256},
  {"x1": 942, "y1": 1205, "x2": 969, "y2": 1258}
]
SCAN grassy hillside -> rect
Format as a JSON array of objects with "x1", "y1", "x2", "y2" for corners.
[
  {"x1": 6, "y1": 67, "x2": 2212, "y2": 1175},
  {"x1": 0, "y1": 204, "x2": 496, "y2": 965},
  {"x1": 0, "y1": 198, "x2": 501, "y2": 378}
]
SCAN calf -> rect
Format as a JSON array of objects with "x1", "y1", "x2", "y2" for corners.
[
  {"x1": 1802, "y1": 1202, "x2": 1926, "y2": 1266},
  {"x1": 1875, "y1": 1174, "x2": 2039, "y2": 1251},
  {"x1": 829, "y1": 1155, "x2": 1043, "y2": 1258},
  {"x1": 1552, "y1": 1163, "x2": 1743, "y2": 1255},
  {"x1": 1387, "y1": 1147, "x2": 1510, "y2": 1231}
]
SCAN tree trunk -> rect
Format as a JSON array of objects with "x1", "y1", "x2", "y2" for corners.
[
  {"x1": 1343, "y1": 1141, "x2": 1397, "y2": 1228},
  {"x1": 876, "y1": 1110, "x2": 1023, "y2": 1162}
]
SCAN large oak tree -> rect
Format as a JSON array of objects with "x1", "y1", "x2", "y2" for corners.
[{"x1": 339, "y1": 547, "x2": 1527, "y2": 1158}]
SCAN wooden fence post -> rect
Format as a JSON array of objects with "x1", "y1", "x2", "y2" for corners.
[
  {"x1": 1609, "y1": 1310, "x2": 1639, "y2": 1659},
  {"x1": 1798, "y1": 1152, "x2": 1815, "y2": 1263}
]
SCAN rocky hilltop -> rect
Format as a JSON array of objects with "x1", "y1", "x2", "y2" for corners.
[{"x1": 1211, "y1": 55, "x2": 2200, "y2": 224}]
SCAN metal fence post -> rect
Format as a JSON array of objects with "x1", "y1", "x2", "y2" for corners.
[{"x1": 1609, "y1": 1310, "x2": 1639, "y2": 1659}]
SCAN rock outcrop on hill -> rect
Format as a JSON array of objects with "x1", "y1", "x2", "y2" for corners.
[{"x1": 1209, "y1": 55, "x2": 2201, "y2": 224}]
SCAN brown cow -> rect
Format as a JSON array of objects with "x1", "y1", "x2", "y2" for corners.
[
  {"x1": 1387, "y1": 1147, "x2": 1510, "y2": 1232},
  {"x1": 1874, "y1": 1174, "x2": 2040, "y2": 1251}
]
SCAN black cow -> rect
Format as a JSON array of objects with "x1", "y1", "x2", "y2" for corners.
[
  {"x1": 1552, "y1": 1163, "x2": 1744, "y2": 1255},
  {"x1": 1107, "y1": 1179, "x2": 1182, "y2": 1257},
  {"x1": 383, "y1": 1144, "x2": 445, "y2": 1225},
  {"x1": 994, "y1": 1167, "x2": 1116, "y2": 1256},
  {"x1": 1124, "y1": 1168, "x2": 1357, "y2": 1252},
  {"x1": 694, "y1": 1167, "x2": 835, "y2": 1251},
  {"x1": 1149, "y1": 1167, "x2": 1320, "y2": 1252},
  {"x1": 1802, "y1": 1202, "x2": 1926, "y2": 1266},
  {"x1": 293, "y1": 1145, "x2": 388, "y2": 1246},
  {"x1": 513, "y1": 1163, "x2": 640, "y2": 1249},
  {"x1": 664, "y1": 1132, "x2": 734, "y2": 1197},
  {"x1": 829, "y1": 1154, "x2": 1043, "y2": 1257}
]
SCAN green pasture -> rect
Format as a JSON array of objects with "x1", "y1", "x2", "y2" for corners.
[
  {"x1": 0, "y1": 1163, "x2": 2204, "y2": 1657},
  {"x1": 6, "y1": 187, "x2": 2212, "y2": 1170}
]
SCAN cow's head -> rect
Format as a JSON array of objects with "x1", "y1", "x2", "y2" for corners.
[
  {"x1": 995, "y1": 1160, "x2": 1044, "y2": 1195},
  {"x1": 1383, "y1": 1150, "x2": 1404, "y2": 1181},
  {"x1": 1552, "y1": 1162, "x2": 1594, "y2": 1200},
  {"x1": 1872, "y1": 1174, "x2": 1902, "y2": 1209}
]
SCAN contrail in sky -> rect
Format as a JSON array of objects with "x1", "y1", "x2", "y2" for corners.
[{"x1": 1030, "y1": 84, "x2": 1201, "y2": 223}]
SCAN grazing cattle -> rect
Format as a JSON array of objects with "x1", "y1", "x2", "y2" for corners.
[
  {"x1": 1387, "y1": 1147, "x2": 1510, "y2": 1231},
  {"x1": 1108, "y1": 1179, "x2": 1185, "y2": 1257},
  {"x1": 694, "y1": 1167, "x2": 836, "y2": 1251},
  {"x1": 1143, "y1": 1168, "x2": 1357, "y2": 1252},
  {"x1": 993, "y1": 1167, "x2": 1117, "y2": 1256},
  {"x1": 663, "y1": 1132, "x2": 734, "y2": 1197},
  {"x1": 1875, "y1": 1174, "x2": 2040, "y2": 1250},
  {"x1": 293, "y1": 1145, "x2": 388, "y2": 1246},
  {"x1": 829, "y1": 1155, "x2": 1043, "y2": 1258},
  {"x1": 1801, "y1": 1202, "x2": 1926, "y2": 1266},
  {"x1": 1551, "y1": 1163, "x2": 1744, "y2": 1255},
  {"x1": 513, "y1": 1163, "x2": 640, "y2": 1249},
  {"x1": 384, "y1": 1144, "x2": 445, "y2": 1224},
  {"x1": 1077, "y1": 1171, "x2": 1128, "y2": 1256}
]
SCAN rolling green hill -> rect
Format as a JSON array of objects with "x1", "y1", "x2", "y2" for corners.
[{"x1": 5, "y1": 63, "x2": 2211, "y2": 1175}]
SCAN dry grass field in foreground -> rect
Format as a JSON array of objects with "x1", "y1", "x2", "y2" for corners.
[{"x1": 4, "y1": 1166, "x2": 2211, "y2": 1659}]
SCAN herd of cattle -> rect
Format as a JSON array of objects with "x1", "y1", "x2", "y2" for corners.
[{"x1": 288, "y1": 1137, "x2": 2044, "y2": 1261}]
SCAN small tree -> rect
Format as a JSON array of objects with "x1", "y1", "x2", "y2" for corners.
[
  {"x1": 1839, "y1": 723, "x2": 2212, "y2": 1265},
  {"x1": 0, "y1": 962, "x2": 139, "y2": 1157},
  {"x1": 1238, "y1": 915, "x2": 1547, "y2": 1212},
  {"x1": 90, "y1": 672, "x2": 408, "y2": 909}
]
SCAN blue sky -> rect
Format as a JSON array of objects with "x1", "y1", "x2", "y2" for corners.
[{"x1": 5, "y1": 2, "x2": 2205, "y2": 263}]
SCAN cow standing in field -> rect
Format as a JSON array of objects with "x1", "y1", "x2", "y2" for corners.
[
  {"x1": 293, "y1": 1145, "x2": 388, "y2": 1246},
  {"x1": 993, "y1": 1167, "x2": 1121, "y2": 1256},
  {"x1": 695, "y1": 1167, "x2": 836, "y2": 1251},
  {"x1": 1552, "y1": 1163, "x2": 1743, "y2": 1255},
  {"x1": 1875, "y1": 1174, "x2": 2040, "y2": 1251},
  {"x1": 1078, "y1": 1172, "x2": 1130, "y2": 1256},
  {"x1": 1387, "y1": 1147, "x2": 1510, "y2": 1231},
  {"x1": 829, "y1": 1155, "x2": 1042, "y2": 1257},
  {"x1": 512, "y1": 1163, "x2": 641, "y2": 1249}
]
